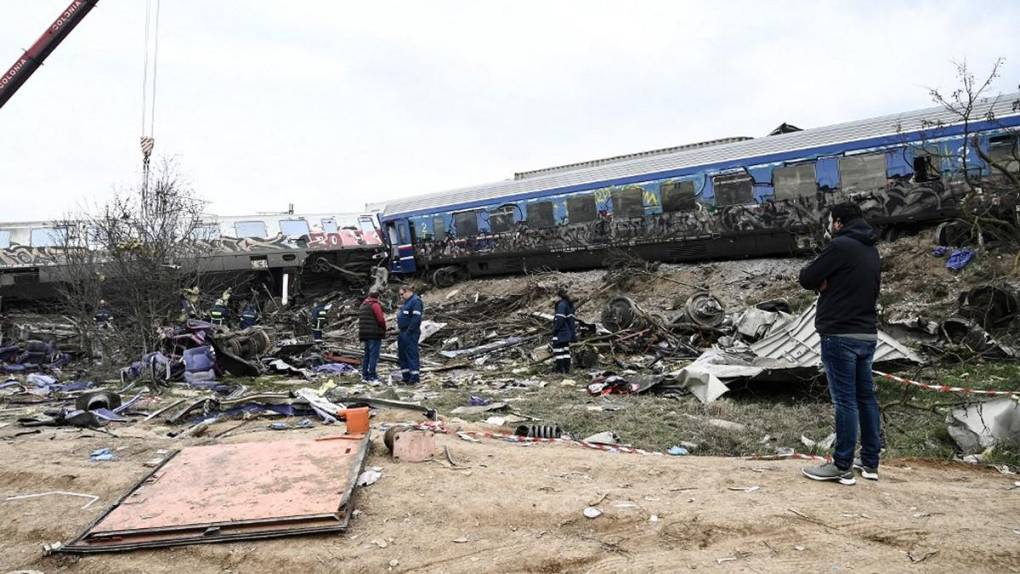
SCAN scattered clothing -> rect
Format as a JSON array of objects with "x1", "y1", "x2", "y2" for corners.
[{"x1": 946, "y1": 248, "x2": 975, "y2": 271}]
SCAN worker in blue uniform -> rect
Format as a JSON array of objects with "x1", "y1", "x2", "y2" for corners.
[
  {"x1": 552, "y1": 288, "x2": 577, "y2": 373},
  {"x1": 94, "y1": 299, "x2": 113, "y2": 329},
  {"x1": 396, "y1": 285, "x2": 423, "y2": 384},
  {"x1": 311, "y1": 302, "x2": 332, "y2": 344},
  {"x1": 209, "y1": 299, "x2": 229, "y2": 327},
  {"x1": 239, "y1": 302, "x2": 259, "y2": 329}
]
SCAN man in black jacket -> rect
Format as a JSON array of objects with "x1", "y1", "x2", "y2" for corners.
[
  {"x1": 798, "y1": 203, "x2": 882, "y2": 486},
  {"x1": 358, "y1": 291, "x2": 386, "y2": 383}
]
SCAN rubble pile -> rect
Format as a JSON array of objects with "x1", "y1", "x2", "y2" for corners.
[{"x1": 1, "y1": 234, "x2": 1018, "y2": 465}]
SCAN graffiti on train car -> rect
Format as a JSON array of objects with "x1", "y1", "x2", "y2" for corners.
[
  {"x1": 307, "y1": 229, "x2": 383, "y2": 250},
  {"x1": 413, "y1": 178, "x2": 963, "y2": 263},
  {"x1": 201, "y1": 234, "x2": 297, "y2": 253},
  {"x1": 0, "y1": 243, "x2": 63, "y2": 268}
]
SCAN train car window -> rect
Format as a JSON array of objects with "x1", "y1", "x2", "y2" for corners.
[
  {"x1": 773, "y1": 163, "x2": 817, "y2": 200},
  {"x1": 321, "y1": 218, "x2": 338, "y2": 233},
  {"x1": 279, "y1": 219, "x2": 310, "y2": 237},
  {"x1": 712, "y1": 173, "x2": 754, "y2": 206},
  {"x1": 489, "y1": 206, "x2": 515, "y2": 234},
  {"x1": 30, "y1": 227, "x2": 65, "y2": 247},
  {"x1": 526, "y1": 202, "x2": 555, "y2": 228},
  {"x1": 358, "y1": 218, "x2": 376, "y2": 236},
  {"x1": 454, "y1": 211, "x2": 479, "y2": 236},
  {"x1": 611, "y1": 188, "x2": 644, "y2": 218},
  {"x1": 0, "y1": 230, "x2": 10, "y2": 249},
  {"x1": 234, "y1": 220, "x2": 268, "y2": 238},
  {"x1": 432, "y1": 216, "x2": 446, "y2": 238},
  {"x1": 660, "y1": 180, "x2": 697, "y2": 212},
  {"x1": 398, "y1": 222, "x2": 410, "y2": 244},
  {"x1": 190, "y1": 225, "x2": 220, "y2": 241},
  {"x1": 912, "y1": 153, "x2": 940, "y2": 182},
  {"x1": 988, "y1": 134, "x2": 1020, "y2": 173},
  {"x1": 838, "y1": 153, "x2": 887, "y2": 193},
  {"x1": 566, "y1": 195, "x2": 596, "y2": 223}
]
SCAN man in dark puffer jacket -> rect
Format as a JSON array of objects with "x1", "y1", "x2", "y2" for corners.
[
  {"x1": 798, "y1": 203, "x2": 882, "y2": 486},
  {"x1": 358, "y1": 290, "x2": 386, "y2": 383}
]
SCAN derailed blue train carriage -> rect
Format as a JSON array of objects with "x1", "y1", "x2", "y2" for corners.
[{"x1": 380, "y1": 95, "x2": 1020, "y2": 285}]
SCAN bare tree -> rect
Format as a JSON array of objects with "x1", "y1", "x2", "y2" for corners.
[
  {"x1": 918, "y1": 59, "x2": 1020, "y2": 264},
  {"x1": 57, "y1": 159, "x2": 207, "y2": 361}
]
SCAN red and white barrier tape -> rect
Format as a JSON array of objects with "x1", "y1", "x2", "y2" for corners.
[{"x1": 875, "y1": 370, "x2": 1019, "y2": 397}]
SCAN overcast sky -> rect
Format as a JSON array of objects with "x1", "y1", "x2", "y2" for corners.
[{"x1": 1, "y1": 1, "x2": 1018, "y2": 222}]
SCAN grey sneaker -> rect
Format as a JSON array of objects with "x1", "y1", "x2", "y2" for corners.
[
  {"x1": 853, "y1": 458, "x2": 879, "y2": 481},
  {"x1": 802, "y1": 463, "x2": 856, "y2": 485}
]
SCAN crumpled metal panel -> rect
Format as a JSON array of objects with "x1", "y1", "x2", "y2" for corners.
[
  {"x1": 750, "y1": 301, "x2": 923, "y2": 367},
  {"x1": 60, "y1": 434, "x2": 370, "y2": 553}
]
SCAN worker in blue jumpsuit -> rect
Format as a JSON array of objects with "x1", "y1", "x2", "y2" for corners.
[
  {"x1": 240, "y1": 302, "x2": 259, "y2": 329},
  {"x1": 209, "y1": 299, "x2": 229, "y2": 327},
  {"x1": 311, "y1": 302, "x2": 332, "y2": 344},
  {"x1": 396, "y1": 285, "x2": 423, "y2": 384},
  {"x1": 94, "y1": 299, "x2": 113, "y2": 329},
  {"x1": 552, "y1": 288, "x2": 577, "y2": 373}
]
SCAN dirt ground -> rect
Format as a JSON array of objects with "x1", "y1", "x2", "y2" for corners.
[{"x1": 2, "y1": 412, "x2": 1019, "y2": 574}]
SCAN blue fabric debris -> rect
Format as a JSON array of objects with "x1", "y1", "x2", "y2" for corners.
[
  {"x1": 469, "y1": 395, "x2": 491, "y2": 406},
  {"x1": 313, "y1": 363, "x2": 355, "y2": 375},
  {"x1": 92, "y1": 408, "x2": 128, "y2": 422},
  {"x1": 946, "y1": 248, "x2": 975, "y2": 271},
  {"x1": 667, "y1": 446, "x2": 690, "y2": 456},
  {"x1": 932, "y1": 245, "x2": 949, "y2": 257}
]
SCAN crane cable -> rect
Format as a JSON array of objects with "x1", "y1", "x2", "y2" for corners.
[{"x1": 140, "y1": 0, "x2": 160, "y2": 183}]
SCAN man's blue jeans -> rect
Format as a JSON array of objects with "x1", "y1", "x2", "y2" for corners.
[
  {"x1": 820, "y1": 335, "x2": 881, "y2": 471},
  {"x1": 362, "y1": 339, "x2": 381, "y2": 381}
]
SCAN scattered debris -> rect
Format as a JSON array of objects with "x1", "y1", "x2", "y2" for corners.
[
  {"x1": 947, "y1": 397, "x2": 1020, "y2": 454},
  {"x1": 60, "y1": 435, "x2": 371, "y2": 552},
  {"x1": 357, "y1": 467, "x2": 383, "y2": 487},
  {"x1": 4, "y1": 491, "x2": 99, "y2": 510},
  {"x1": 583, "y1": 507, "x2": 603, "y2": 519},
  {"x1": 708, "y1": 419, "x2": 748, "y2": 433},
  {"x1": 89, "y1": 447, "x2": 115, "y2": 462},
  {"x1": 583, "y1": 431, "x2": 620, "y2": 445}
]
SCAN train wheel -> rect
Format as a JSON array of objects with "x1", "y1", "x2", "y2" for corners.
[{"x1": 432, "y1": 266, "x2": 461, "y2": 288}]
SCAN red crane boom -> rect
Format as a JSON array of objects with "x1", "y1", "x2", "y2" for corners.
[{"x1": 0, "y1": 0, "x2": 99, "y2": 110}]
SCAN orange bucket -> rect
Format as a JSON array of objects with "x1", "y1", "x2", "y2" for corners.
[{"x1": 341, "y1": 407, "x2": 370, "y2": 434}]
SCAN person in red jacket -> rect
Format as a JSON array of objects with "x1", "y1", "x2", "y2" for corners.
[{"x1": 358, "y1": 291, "x2": 387, "y2": 382}]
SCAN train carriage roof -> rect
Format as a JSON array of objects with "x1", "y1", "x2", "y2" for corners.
[{"x1": 380, "y1": 93, "x2": 1020, "y2": 220}]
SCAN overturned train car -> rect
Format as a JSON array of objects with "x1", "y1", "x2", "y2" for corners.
[
  {"x1": 0, "y1": 212, "x2": 385, "y2": 302},
  {"x1": 377, "y1": 95, "x2": 1020, "y2": 286}
]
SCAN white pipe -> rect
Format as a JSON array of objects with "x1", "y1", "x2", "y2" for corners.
[{"x1": 282, "y1": 272, "x2": 290, "y2": 306}]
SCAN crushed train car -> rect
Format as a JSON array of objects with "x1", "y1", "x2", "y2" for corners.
[{"x1": 0, "y1": 211, "x2": 385, "y2": 302}]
